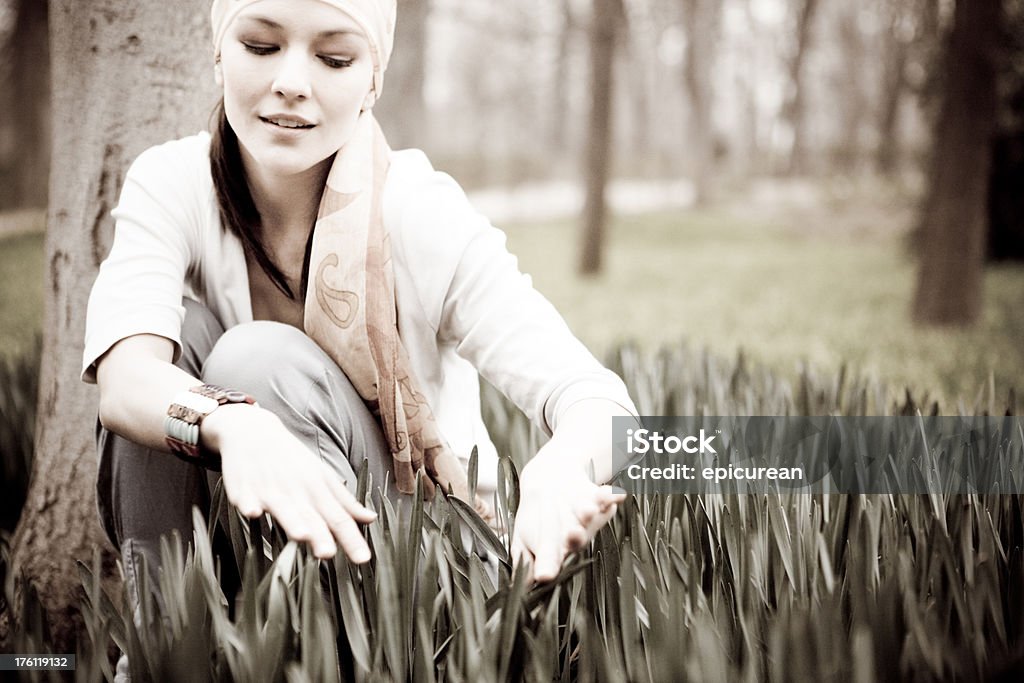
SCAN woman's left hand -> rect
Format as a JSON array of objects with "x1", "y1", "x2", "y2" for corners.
[{"x1": 510, "y1": 447, "x2": 625, "y2": 583}]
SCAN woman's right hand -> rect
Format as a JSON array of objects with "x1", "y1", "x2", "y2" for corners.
[{"x1": 201, "y1": 403, "x2": 378, "y2": 562}]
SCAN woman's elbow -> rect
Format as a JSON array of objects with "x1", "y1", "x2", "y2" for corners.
[{"x1": 95, "y1": 372, "x2": 122, "y2": 432}]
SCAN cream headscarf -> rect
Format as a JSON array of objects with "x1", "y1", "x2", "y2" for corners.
[
  {"x1": 211, "y1": 0, "x2": 395, "y2": 100},
  {"x1": 209, "y1": 0, "x2": 478, "y2": 506}
]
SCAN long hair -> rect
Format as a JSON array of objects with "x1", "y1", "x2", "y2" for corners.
[{"x1": 209, "y1": 99, "x2": 314, "y2": 301}]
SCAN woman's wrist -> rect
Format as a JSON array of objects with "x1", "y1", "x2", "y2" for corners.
[
  {"x1": 535, "y1": 398, "x2": 636, "y2": 485},
  {"x1": 198, "y1": 402, "x2": 268, "y2": 456},
  {"x1": 162, "y1": 385, "x2": 259, "y2": 468}
]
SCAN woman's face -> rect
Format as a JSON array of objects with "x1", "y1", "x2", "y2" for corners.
[{"x1": 219, "y1": 0, "x2": 375, "y2": 180}]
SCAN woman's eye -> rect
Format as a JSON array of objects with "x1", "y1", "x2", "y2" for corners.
[
  {"x1": 242, "y1": 42, "x2": 277, "y2": 56},
  {"x1": 320, "y1": 55, "x2": 354, "y2": 69}
]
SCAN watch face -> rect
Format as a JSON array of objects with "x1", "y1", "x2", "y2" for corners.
[{"x1": 191, "y1": 384, "x2": 255, "y2": 405}]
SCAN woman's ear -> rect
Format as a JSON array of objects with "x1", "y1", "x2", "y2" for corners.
[
  {"x1": 361, "y1": 90, "x2": 376, "y2": 112},
  {"x1": 214, "y1": 61, "x2": 224, "y2": 87}
]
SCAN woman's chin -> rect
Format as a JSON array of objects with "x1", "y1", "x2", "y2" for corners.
[{"x1": 247, "y1": 153, "x2": 327, "y2": 180}]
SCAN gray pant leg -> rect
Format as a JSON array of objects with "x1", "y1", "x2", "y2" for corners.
[
  {"x1": 95, "y1": 297, "x2": 225, "y2": 583},
  {"x1": 201, "y1": 320, "x2": 401, "y2": 511},
  {"x1": 95, "y1": 298, "x2": 227, "y2": 683}
]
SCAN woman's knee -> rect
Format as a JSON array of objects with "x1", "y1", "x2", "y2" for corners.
[{"x1": 202, "y1": 321, "x2": 329, "y2": 399}]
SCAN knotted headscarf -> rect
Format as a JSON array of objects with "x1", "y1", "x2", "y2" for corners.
[{"x1": 210, "y1": 0, "x2": 474, "y2": 503}]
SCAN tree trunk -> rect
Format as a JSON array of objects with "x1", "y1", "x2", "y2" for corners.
[
  {"x1": 682, "y1": 0, "x2": 721, "y2": 205},
  {"x1": 911, "y1": 0, "x2": 1001, "y2": 326},
  {"x1": 0, "y1": 0, "x2": 50, "y2": 210},
  {"x1": 621, "y1": 1, "x2": 652, "y2": 167},
  {"x1": 579, "y1": 0, "x2": 623, "y2": 276},
  {"x1": 875, "y1": 0, "x2": 911, "y2": 175},
  {"x1": 548, "y1": 0, "x2": 576, "y2": 152},
  {"x1": 835, "y1": 4, "x2": 867, "y2": 173},
  {"x1": 374, "y1": 0, "x2": 429, "y2": 150},
  {"x1": 5, "y1": 0, "x2": 216, "y2": 650},
  {"x1": 987, "y1": 2, "x2": 1024, "y2": 262},
  {"x1": 781, "y1": 0, "x2": 819, "y2": 175}
]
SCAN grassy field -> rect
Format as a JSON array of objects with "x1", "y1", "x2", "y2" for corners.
[
  {"x1": 2, "y1": 189, "x2": 1023, "y2": 408},
  {"x1": 502, "y1": 186, "x2": 1024, "y2": 409},
  {"x1": 0, "y1": 230, "x2": 44, "y2": 360}
]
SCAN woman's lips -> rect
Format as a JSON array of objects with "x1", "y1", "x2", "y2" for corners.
[{"x1": 260, "y1": 115, "x2": 315, "y2": 130}]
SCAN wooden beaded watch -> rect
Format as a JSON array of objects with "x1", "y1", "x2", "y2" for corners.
[{"x1": 164, "y1": 384, "x2": 258, "y2": 470}]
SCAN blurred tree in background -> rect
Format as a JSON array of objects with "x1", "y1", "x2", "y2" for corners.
[
  {"x1": 912, "y1": 0, "x2": 1001, "y2": 326},
  {"x1": 0, "y1": 0, "x2": 48, "y2": 210},
  {"x1": 579, "y1": 0, "x2": 624, "y2": 274},
  {"x1": 988, "y1": 0, "x2": 1024, "y2": 262},
  {"x1": 373, "y1": 0, "x2": 430, "y2": 149},
  {"x1": 682, "y1": 0, "x2": 722, "y2": 204},
  {"x1": 780, "y1": 0, "x2": 819, "y2": 175}
]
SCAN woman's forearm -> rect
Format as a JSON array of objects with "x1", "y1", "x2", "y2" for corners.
[{"x1": 96, "y1": 334, "x2": 212, "y2": 452}]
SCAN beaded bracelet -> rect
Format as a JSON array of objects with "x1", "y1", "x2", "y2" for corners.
[{"x1": 164, "y1": 384, "x2": 257, "y2": 470}]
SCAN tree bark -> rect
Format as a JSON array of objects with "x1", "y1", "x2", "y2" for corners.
[
  {"x1": 911, "y1": 0, "x2": 1001, "y2": 326},
  {"x1": 5, "y1": 0, "x2": 216, "y2": 650},
  {"x1": 781, "y1": 0, "x2": 819, "y2": 175},
  {"x1": 374, "y1": 0, "x2": 430, "y2": 150},
  {"x1": 682, "y1": 0, "x2": 721, "y2": 204},
  {"x1": 549, "y1": 0, "x2": 576, "y2": 152},
  {"x1": 0, "y1": 0, "x2": 50, "y2": 210},
  {"x1": 579, "y1": 0, "x2": 623, "y2": 276}
]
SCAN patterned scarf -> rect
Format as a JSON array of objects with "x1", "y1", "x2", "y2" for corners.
[{"x1": 211, "y1": 0, "x2": 474, "y2": 502}]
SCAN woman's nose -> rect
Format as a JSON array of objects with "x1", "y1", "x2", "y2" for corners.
[{"x1": 271, "y1": 52, "x2": 312, "y2": 100}]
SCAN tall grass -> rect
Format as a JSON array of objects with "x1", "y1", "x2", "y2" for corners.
[
  {"x1": 4, "y1": 341, "x2": 1022, "y2": 681},
  {"x1": 0, "y1": 342, "x2": 39, "y2": 533}
]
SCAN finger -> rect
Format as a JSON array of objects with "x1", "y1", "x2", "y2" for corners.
[
  {"x1": 266, "y1": 501, "x2": 313, "y2": 543},
  {"x1": 326, "y1": 513, "x2": 372, "y2": 564},
  {"x1": 573, "y1": 499, "x2": 602, "y2": 527},
  {"x1": 559, "y1": 503, "x2": 592, "y2": 551},
  {"x1": 323, "y1": 472, "x2": 378, "y2": 523},
  {"x1": 223, "y1": 473, "x2": 264, "y2": 518},
  {"x1": 564, "y1": 521, "x2": 589, "y2": 552},
  {"x1": 583, "y1": 503, "x2": 617, "y2": 537},
  {"x1": 226, "y1": 481, "x2": 263, "y2": 518},
  {"x1": 531, "y1": 533, "x2": 565, "y2": 583},
  {"x1": 597, "y1": 486, "x2": 627, "y2": 506},
  {"x1": 236, "y1": 497, "x2": 264, "y2": 518},
  {"x1": 268, "y1": 496, "x2": 337, "y2": 558},
  {"x1": 301, "y1": 512, "x2": 338, "y2": 559},
  {"x1": 342, "y1": 497, "x2": 379, "y2": 524},
  {"x1": 315, "y1": 494, "x2": 372, "y2": 564}
]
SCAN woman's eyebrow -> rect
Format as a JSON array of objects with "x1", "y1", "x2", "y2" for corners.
[{"x1": 239, "y1": 16, "x2": 362, "y2": 39}]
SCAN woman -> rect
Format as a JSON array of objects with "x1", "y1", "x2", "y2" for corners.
[{"x1": 84, "y1": 0, "x2": 638, "y2": 618}]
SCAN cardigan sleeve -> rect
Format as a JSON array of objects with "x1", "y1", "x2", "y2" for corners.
[
  {"x1": 394, "y1": 165, "x2": 638, "y2": 436},
  {"x1": 81, "y1": 138, "x2": 203, "y2": 383}
]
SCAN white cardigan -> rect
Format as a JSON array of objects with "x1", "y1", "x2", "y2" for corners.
[{"x1": 82, "y1": 132, "x2": 637, "y2": 490}]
